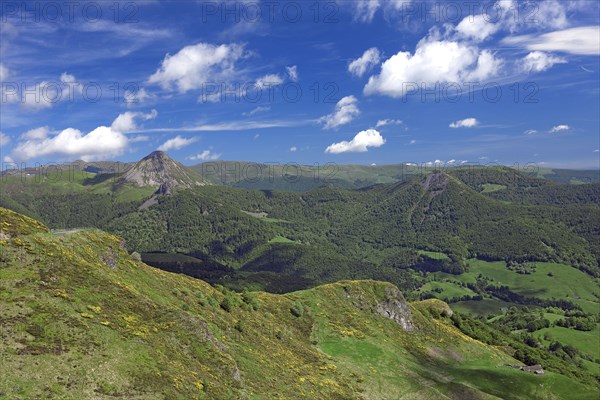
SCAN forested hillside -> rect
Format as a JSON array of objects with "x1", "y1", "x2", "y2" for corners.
[{"x1": 2, "y1": 161, "x2": 599, "y2": 282}]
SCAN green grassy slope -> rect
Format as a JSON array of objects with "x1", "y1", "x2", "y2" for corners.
[
  {"x1": 0, "y1": 171, "x2": 154, "y2": 229},
  {"x1": 535, "y1": 325, "x2": 600, "y2": 361},
  {"x1": 2, "y1": 207, "x2": 597, "y2": 399},
  {"x1": 433, "y1": 260, "x2": 600, "y2": 314}
]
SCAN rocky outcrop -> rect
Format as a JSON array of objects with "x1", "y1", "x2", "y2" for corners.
[
  {"x1": 421, "y1": 172, "x2": 449, "y2": 197},
  {"x1": 374, "y1": 287, "x2": 415, "y2": 332},
  {"x1": 156, "y1": 181, "x2": 174, "y2": 196}
]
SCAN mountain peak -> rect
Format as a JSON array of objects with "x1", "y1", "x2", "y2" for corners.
[
  {"x1": 118, "y1": 151, "x2": 207, "y2": 191},
  {"x1": 143, "y1": 150, "x2": 170, "y2": 160}
]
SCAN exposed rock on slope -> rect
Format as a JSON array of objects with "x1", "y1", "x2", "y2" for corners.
[
  {"x1": 374, "y1": 287, "x2": 415, "y2": 331},
  {"x1": 421, "y1": 171, "x2": 450, "y2": 196}
]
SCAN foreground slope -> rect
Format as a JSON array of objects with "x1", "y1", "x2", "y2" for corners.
[{"x1": 0, "y1": 208, "x2": 597, "y2": 399}]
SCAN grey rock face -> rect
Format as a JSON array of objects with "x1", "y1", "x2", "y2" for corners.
[{"x1": 374, "y1": 288, "x2": 415, "y2": 332}]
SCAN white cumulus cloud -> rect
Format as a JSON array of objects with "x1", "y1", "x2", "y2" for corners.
[
  {"x1": 20, "y1": 81, "x2": 56, "y2": 111},
  {"x1": 254, "y1": 74, "x2": 284, "y2": 89},
  {"x1": 319, "y1": 95, "x2": 360, "y2": 129},
  {"x1": 520, "y1": 51, "x2": 567, "y2": 73},
  {"x1": 449, "y1": 118, "x2": 479, "y2": 128},
  {"x1": 348, "y1": 47, "x2": 381, "y2": 77},
  {"x1": 5, "y1": 72, "x2": 81, "y2": 111},
  {"x1": 60, "y1": 72, "x2": 76, "y2": 84},
  {"x1": 148, "y1": 42, "x2": 246, "y2": 92},
  {"x1": 550, "y1": 124, "x2": 570, "y2": 133},
  {"x1": 325, "y1": 129, "x2": 385, "y2": 154},
  {"x1": 489, "y1": 0, "x2": 570, "y2": 32},
  {"x1": 130, "y1": 135, "x2": 151, "y2": 143},
  {"x1": 534, "y1": 0, "x2": 570, "y2": 30},
  {"x1": 456, "y1": 15, "x2": 500, "y2": 42},
  {"x1": 21, "y1": 126, "x2": 49, "y2": 140},
  {"x1": 158, "y1": 135, "x2": 198, "y2": 152},
  {"x1": 6, "y1": 110, "x2": 160, "y2": 162},
  {"x1": 286, "y1": 65, "x2": 298, "y2": 81},
  {"x1": 364, "y1": 34, "x2": 502, "y2": 97},
  {"x1": 111, "y1": 109, "x2": 158, "y2": 133},
  {"x1": 125, "y1": 88, "x2": 156, "y2": 106},
  {"x1": 187, "y1": 150, "x2": 221, "y2": 161},
  {"x1": 10, "y1": 126, "x2": 128, "y2": 162}
]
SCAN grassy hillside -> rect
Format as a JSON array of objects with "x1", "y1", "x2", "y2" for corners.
[
  {"x1": 1, "y1": 207, "x2": 598, "y2": 399},
  {"x1": 0, "y1": 169, "x2": 153, "y2": 229},
  {"x1": 431, "y1": 259, "x2": 600, "y2": 314}
]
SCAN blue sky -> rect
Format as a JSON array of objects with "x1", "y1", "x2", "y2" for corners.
[{"x1": 1, "y1": 0, "x2": 599, "y2": 169}]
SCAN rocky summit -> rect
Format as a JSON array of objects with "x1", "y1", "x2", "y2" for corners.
[{"x1": 119, "y1": 151, "x2": 207, "y2": 192}]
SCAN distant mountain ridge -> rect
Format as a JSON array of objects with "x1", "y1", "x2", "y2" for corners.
[
  {"x1": 191, "y1": 161, "x2": 600, "y2": 191},
  {"x1": 1, "y1": 152, "x2": 597, "y2": 191}
]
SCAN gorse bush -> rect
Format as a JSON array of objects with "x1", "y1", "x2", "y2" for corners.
[
  {"x1": 235, "y1": 319, "x2": 246, "y2": 333},
  {"x1": 290, "y1": 301, "x2": 304, "y2": 318},
  {"x1": 242, "y1": 291, "x2": 261, "y2": 311},
  {"x1": 220, "y1": 290, "x2": 241, "y2": 313},
  {"x1": 196, "y1": 292, "x2": 208, "y2": 306}
]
